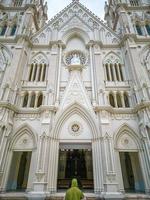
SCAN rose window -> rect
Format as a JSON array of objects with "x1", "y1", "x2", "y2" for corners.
[
  {"x1": 71, "y1": 124, "x2": 80, "y2": 133},
  {"x1": 64, "y1": 50, "x2": 87, "y2": 66}
]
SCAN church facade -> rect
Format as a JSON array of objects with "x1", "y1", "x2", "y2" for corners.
[{"x1": 0, "y1": 0, "x2": 150, "y2": 199}]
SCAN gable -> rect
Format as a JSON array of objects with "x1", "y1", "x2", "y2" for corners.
[
  {"x1": 31, "y1": 1, "x2": 120, "y2": 45},
  {"x1": 60, "y1": 72, "x2": 92, "y2": 110}
]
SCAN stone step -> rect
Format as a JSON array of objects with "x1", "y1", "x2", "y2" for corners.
[{"x1": 0, "y1": 193, "x2": 150, "y2": 200}]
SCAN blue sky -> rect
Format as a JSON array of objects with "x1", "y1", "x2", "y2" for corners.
[{"x1": 47, "y1": 0, "x2": 105, "y2": 20}]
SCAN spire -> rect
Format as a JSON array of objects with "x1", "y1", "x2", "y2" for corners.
[{"x1": 72, "y1": 0, "x2": 79, "y2": 2}]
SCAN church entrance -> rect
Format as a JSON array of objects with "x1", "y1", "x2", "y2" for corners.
[
  {"x1": 57, "y1": 144, "x2": 93, "y2": 190},
  {"x1": 7, "y1": 151, "x2": 32, "y2": 191},
  {"x1": 119, "y1": 152, "x2": 145, "y2": 193}
]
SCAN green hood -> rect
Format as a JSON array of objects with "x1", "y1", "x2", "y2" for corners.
[{"x1": 71, "y1": 178, "x2": 78, "y2": 187}]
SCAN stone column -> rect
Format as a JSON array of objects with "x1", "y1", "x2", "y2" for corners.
[
  {"x1": 92, "y1": 139, "x2": 104, "y2": 193},
  {"x1": 140, "y1": 138, "x2": 150, "y2": 193},
  {"x1": 35, "y1": 64, "x2": 40, "y2": 82},
  {"x1": 103, "y1": 135, "x2": 118, "y2": 192},
  {"x1": 55, "y1": 43, "x2": 63, "y2": 106},
  {"x1": 27, "y1": 91, "x2": 32, "y2": 107},
  {"x1": 34, "y1": 92, "x2": 39, "y2": 108},
  {"x1": 47, "y1": 138, "x2": 59, "y2": 193},
  {"x1": 121, "y1": 92, "x2": 125, "y2": 108},
  {"x1": 114, "y1": 92, "x2": 117, "y2": 107},
  {"x1": 20, "y1": 91, "x2": 25, "y2": 107},
  {"x1": 33, "y1": 133, "x2": 48, "y2": 192},
  {"x1": 40, "y1": 64, "x2": 46, "y2": 82},
  {"x1": 0, "y1": 123, "x2": 12, "y2": 191},
  {"x1": 31, "y1": 63, "x2": 36, "y2": 81},
  {"x1": 117, "y1": 64, "x2": 122, "y2": 81},
  {"x1": 108, "y1": 63, "x2": 112, "y2": 81},
  {"x1": 112, "y1": 64, "x2": 117, "y2": 81},
  {"x1": 89, "y1": 42, "x2": 97, "y2": 106}
]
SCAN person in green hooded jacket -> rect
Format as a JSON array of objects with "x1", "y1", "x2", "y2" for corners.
[{"x1": 65, "y1": 179, "x2": 84, "y2": 200}]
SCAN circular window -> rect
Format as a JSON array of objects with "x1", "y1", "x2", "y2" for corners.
[
  {"x1": 68, "y1": 121, "x2": 83, "y2": 136},
  {"x1": 64, "y1": 50, "x2": 87, "y2": 66}
]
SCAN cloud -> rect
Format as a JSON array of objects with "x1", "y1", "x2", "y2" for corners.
[{"x1": 47, "y1": 0, "x2": 105, "y2": 20}]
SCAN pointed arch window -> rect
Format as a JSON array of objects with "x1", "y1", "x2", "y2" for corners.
[
  {"x1": 130, "y1": 0, "x2": 139, "y2": 6},
  {"x1": 14, "y1": 0, "x2": 23, "y2": 7},
  {"x1": 28, "y1": 62, "x2": 47, "y2": 82},
  {"x1": 22, "y1": 93, "x2": 28, "y2": 107},
  {"x1": 145, "y1": 24, "x2": 150, "y2": 35},
  {"x1": 10, "y1": 24, "x2": 17, "y2": 36},
  {"x1": 136, "y1": 24, "x2": 143, "y2": 35},
  {"x1": 0, "y1": 25, "x2": 7, "y2": 36},
  {"x1": 104, "y1": 62, "x2": 124, "y2": 82}
]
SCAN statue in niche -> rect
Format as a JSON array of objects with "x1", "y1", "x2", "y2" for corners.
[
  {"x1": 71, "y1": 53, "x2": 81, "y2": 65},
  {"x1": 44, "y1": 2, "x2": 48, "y2": 15},
  {"x1": 104, "y1": 1, "x2": 109, "y2": 14}
]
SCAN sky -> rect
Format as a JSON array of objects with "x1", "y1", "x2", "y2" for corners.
[{"x1": 47, "y1": 0, "x2": 105, "y2": 20}]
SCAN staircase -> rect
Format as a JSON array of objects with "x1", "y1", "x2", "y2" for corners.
[{"x1": 0, "y1": 193, "x2": 150, "y2": 200}]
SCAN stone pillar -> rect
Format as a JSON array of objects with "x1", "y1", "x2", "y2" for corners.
[
  {"x1": 0, "y1": 122, "x2": 12, "y2": 191},
  {"x1": 112, "y1": 64, "x2": 117, "y2": 81},
  {"x1": 103, "y1": 135, "x2": 118, "y2": 192},
  {"x1": 40, "y1": 64, "x2": 46, "y2": 82},
  {"x1": 36, "y1": 64, "x2": 40, "y2": 82},
  {"x1": 140, "y1": 138, "x2": 150, "y2": 193},
  {"x1": 33, "y1": 133, "x2": 48, "y2": 192},
  {"x1": 47, "y1": 138, "x2": 59, "y2": 193},
  {"x1": 55, "y1": 43, "x2": 63, "y2": 106},
  {"x1": 92, "y1": 139, "x2": 104, "y2": 194},
  {"x1": 121, "y1": 92, "x2": 125, "y2": 108},
  {"x1": 34, "y1": 92, "x2": 39, "y2": 108},
  {"x1": 114, "y1": 92, "x2": 117, "y2": 107},
  {"x1": 20, "y1": 91, "x2": 25, "y2": 107},
  {"x1": 27, "y1": 91, "x2": 32, "y2": 107},
  {"x1": 117, "y1": 63, "x2": 122, "y2": 81},
  {"x1": 31, "y1": 63, "x2": 36, "y2": 81},
  {"x1": 108, "y1": 64, "x2": 112, "y2": 81},
  {"x1": 89, "y1": 43, "x2": 96, "y2": 106}
]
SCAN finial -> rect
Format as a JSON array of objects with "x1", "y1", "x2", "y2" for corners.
[{"x1": 72, "y1": 0, "x2": 79, "y2": 2}]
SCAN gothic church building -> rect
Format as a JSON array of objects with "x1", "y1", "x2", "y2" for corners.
[{"x1": 0, "y1": 0, "x2": 150, "y2": 199}]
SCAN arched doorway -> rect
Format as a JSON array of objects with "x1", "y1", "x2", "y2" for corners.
[
  {"x1": 5, "y1": 126, "x2": 36, "y2": 191},
  {"x1": 47, "y1": 103, "x2": 102, "y2": 193},
  {"x1": 115, "y1": 126, "x2": 145, "y2": 193}
]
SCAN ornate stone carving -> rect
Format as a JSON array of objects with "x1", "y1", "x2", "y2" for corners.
[
  {"x1": 64, "y1": 50, "x2": 87, "y2": 66},
  {"x1": 68, "y1": 121, "x2": 83, "y2": 136}
]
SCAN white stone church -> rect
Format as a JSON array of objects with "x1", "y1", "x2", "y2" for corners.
[{"x1": 0, "y1": 0, "x2": 150, "y2": 199}]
